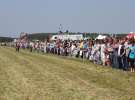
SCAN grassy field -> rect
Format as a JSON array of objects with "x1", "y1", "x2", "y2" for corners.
[{"x1": 0, "y1": 47, "x2": 135, "y2": 100}]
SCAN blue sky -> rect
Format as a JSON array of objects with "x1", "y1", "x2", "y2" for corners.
[{"x1": 0, "y1": 0, "x2": 135, "y2": 37}]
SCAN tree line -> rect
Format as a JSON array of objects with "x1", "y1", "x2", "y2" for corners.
[{"x1": 0, "y1": 37, "x2": 14, "y2": 42}]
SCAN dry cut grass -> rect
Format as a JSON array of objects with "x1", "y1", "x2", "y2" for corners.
[{"x1": 0, "y1": 47, "x2": 135, "y2": 100}]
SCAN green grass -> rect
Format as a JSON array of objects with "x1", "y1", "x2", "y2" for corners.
[{"x1": 0, "y1": 47, "x2": 135, "y2": 100}]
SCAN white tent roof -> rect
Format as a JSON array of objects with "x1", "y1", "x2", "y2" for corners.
[
  {"x1": 95, "y1": 35, "x2": 107, "y2": 40},
  {"x1": 51, "y1": 34, "x2": 83, "y2": 40}
]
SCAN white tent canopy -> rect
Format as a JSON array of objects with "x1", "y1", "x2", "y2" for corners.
[
  {"x1": 13, "y1": 39, "x2": 17, "y2": 42},
  {"x1": 51, "y1": 34, "x2": 83, "y2": 40},
  {"x1": 95, "y1": 35, "x2": 107, "y2": 40}
]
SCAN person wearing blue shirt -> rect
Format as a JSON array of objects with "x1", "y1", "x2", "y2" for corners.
[{"x1": 129, "y1": 43, "x2": 135, "y2": 72}]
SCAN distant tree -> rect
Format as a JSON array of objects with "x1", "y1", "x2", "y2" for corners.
[{"x1": 66, "y1": 30, "x2": 69, "y2": 33}]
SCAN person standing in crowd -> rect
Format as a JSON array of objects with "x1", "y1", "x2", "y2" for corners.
[
  {"x1": 36, "y1": 41, "x2": 40, "y2": 53},
  {"x1": 16, "y1": 41, "x2": 20, "y2": 52},
  {"x1": 71, "y1": 42, "x2": 76, "y2": 56},
  {"x1": 124, "y1": 39, "x2": 131, "y2": 70},
  {"x1": 63, "y1": 40, "x2": 68, "y2": 56},
  {"x1": 92, "y1": 40, "x2": 100, "y2": 64},
  {"x1": 29, "y1": 41, "x2": 34, "y2": 52},
  {"x1": 112, "y1": 39, "x2": 119, "y2": 69},
  {"x1": 107, "y1": 38, "x2": 113, "y2": 66},
  {"x1": 83, "y1": 40, "x2": 88, "y2": 58},
  {"x1": 56, "y1": 39, "x2": 61, "y2": 55},
  {"x1": 118, "y1": 40, "x2": 123, "y2": 69},
  {"x1": 104, "y1": 42, "x2": 110, "y2": 66},
  {"x1": 43, "y1": 40, "x2": 47, "y2": 53},
  {"x1": 100, "y1": 40, "x2": 106, "y2": 66},
  {"x1": 128, "y1": 40, "x2": 135, "y2": 72},
  {"x1": 119, "y1": 42, "x2": 127, "y2": 70},
  {"x1": 78, "y1": 41, "x2": 82, "y2": 58}
]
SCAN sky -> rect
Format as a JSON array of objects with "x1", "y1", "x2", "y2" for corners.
[{"x1": 0, "y1": 0, "x2": 135, "y2": 37}]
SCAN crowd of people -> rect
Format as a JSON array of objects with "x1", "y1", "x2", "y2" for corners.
[{"x1": 15, "y1": 36, "x2": 135, "y2": 72}]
